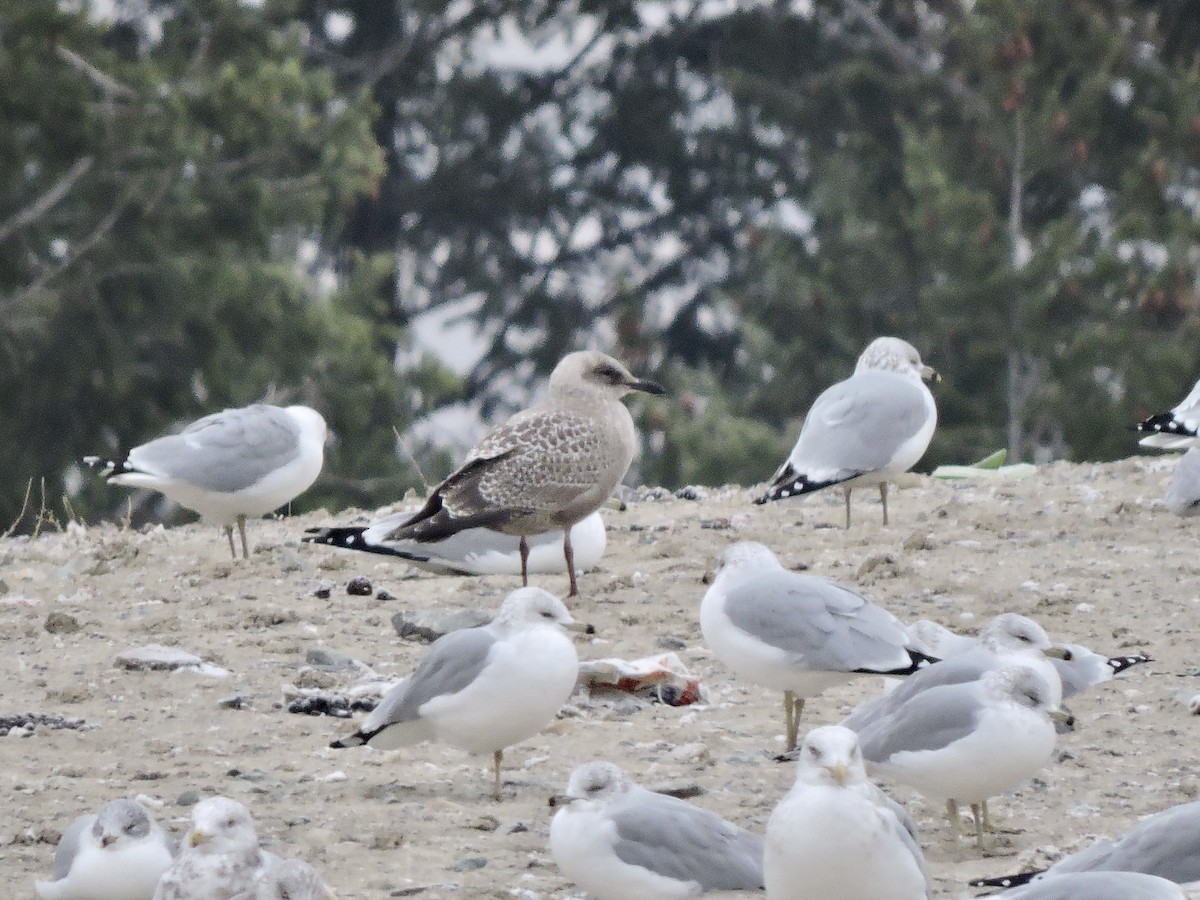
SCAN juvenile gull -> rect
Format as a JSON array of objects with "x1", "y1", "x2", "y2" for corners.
[
  {"x1": 153, "y1": 797, "x2": 267, "y2": 900},
  {"x1": 35, "y1": 799, "x2": 174, "y2": 900},
  {"x1": 86, "y1": 403, "x2": 327, "y2": 558},
  {"x1": 331, "y1": 586, "x2": 583, "y2": 800},
  {"x1": 701, "y1": 541, "x2": 933, "y2": 752},
  {"x1": 857, "y1": 666, "x2": 1069, "y2": 849},
  {"x1": 304, "y1": 510, "x2": 606, "y2": 576},
  {"x1": 765, "y1": 725, "x2": 929, "y2": 900},
  {"x1": 972, "y1": 798, "x2": 1200, "y2": 889},
  {"x1": 982, "y1": 872, "x2": 1186, "y2": 900},
  {"x1": 1136, "y1": 377, "x2": 1200, "y2": 448},
  {"x1": 548, "y1": 761, "x2": 764, "y2": 899},
  {"x1": 845, "y1": 613, "x2": 1069, "y2": 733},
  {"x1": 1165, "y1": 447, "x2": 1200, "y2": 516},
  {"x1": 241, "y1": 857, "x2": 333, "y2": 900},
  {"x1": 756, "y1": 336, "x2": 938, "y2": 527}
]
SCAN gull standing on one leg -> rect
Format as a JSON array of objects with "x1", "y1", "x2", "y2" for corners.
[{"x1": 756, "y1": 337, "x2": 938, "y2": 527}]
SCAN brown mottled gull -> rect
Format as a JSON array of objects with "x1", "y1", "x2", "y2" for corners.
[{"x1": 378, "y1": 351, "x2": 662, "y2": 596}]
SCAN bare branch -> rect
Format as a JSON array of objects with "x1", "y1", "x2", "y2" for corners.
[
  {"x1": 55, "y1": 45, "x2": 136, "y2": 99},
  {"x1": 0, "y1": 156, "x2": 94, "y2": 245}
]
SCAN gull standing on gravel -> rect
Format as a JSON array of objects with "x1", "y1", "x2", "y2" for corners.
[
  {"x1": 857, "y1": 666, "x2": 1069, "y2": 849},
  {"x1": 845, "y1": 613, "x2": 1069, "y2": 733},
  {"x1": 1136, "y1": 377, "x2": 1200, "y2": 448},
  {"x1": 765, "y1": 725, "x2": 929, "y2": 900},
  {"x1": 548, "y1": 761, "x2": 764, "y2": 899},
  {"x1": 331, "y1": 587, "x2": 585, "y2": 800},
  {"x1": 335, "y1": 351, "x2": 661, "y2": 597},
  {"x1": 305, "y1": 510, "x2": 606, "y2": 576},
  {"x1": 701, "y1": 541, "x2": 933, "y2": 752},
  {"x1": 35, "y1": 799, "x2": 174, "y2": 900},
  {"x1": 153, "y1": 797, "x2": 267, "y2": 900},
  {"x1": 756, "y1": 337, "x2": 938, "y2": 527},
  {"x1": 972, "y1": 798, "x2": 1200, "y2": 890},
  {"x1": 86, "y1": 403, "x2": 327, "y2": 558}
]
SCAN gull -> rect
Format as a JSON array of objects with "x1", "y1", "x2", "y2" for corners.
[
  {"x1": 765, "y1": 725, "x2": 929, "y2": 900},
  {"x1": 35, "y1": 799, "x2": 174, "y2": 900},
  {"x1": 901, "y1": 613, "x2": 1149, "y2": 701},
  {"x1": 153, "y1": 797, "x2": 267, "y2": 900},
  {"x1": 1165, "y1": 447, "x2": 1200, "y2": 516},
  {"x1": 972, "y1": 798, "x2": 1200, "y2": 890},
  {"x1": 548, "y1": 761, "x2": 764, "y2": 899},
  {"x1": 353, "y1": 351, "x2": 662, "y2": 596},
  {"x1": 755, "y1": 337, "x2": 938, "y2": 527},
  {"x1": 844, "y1": 613, "x2": 1070, "y2": 733},
  {"x1": 1136, "y1": 377, "x2": 1200, "y2": 448},
  {"x1": 86, "y1": 403, "x2": 327, "y2": 558},
  {"x1": 857, "y1": 666, "x2": 1069, "y2": 849},
  {"x1": 701, "y1": 541, "x2": 934, "y2": 752},
  {"x1": 331, "y1": 586, "x2": 585, "y2": 800},
  {"x1": 304, "y1": 510, "x2": 606, "y2": 576},
  {"x1": 983, "y1": 871, "x2": 1186, "y2": 900}
]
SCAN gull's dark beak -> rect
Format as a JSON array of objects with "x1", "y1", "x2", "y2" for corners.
[
  {"x1": 548, "y1": 793, "x2": 572, "y2": 809},
  {"x1": 565, "y1": 620, "x2": 596, "y2": 635},
  {"x1": 922, "y1": 364, "x2": 941, "y2": 383},
  {"x1": 627, "y1": 378, "x2": 665, "y2": 395},
  {"x1": 100, "y1": 833, "x2": 117, "y2": 847}
]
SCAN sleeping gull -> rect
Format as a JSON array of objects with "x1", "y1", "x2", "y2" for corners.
[
  {"x1": 86, "y1": 403, "x2": 326, "y2": 558},
  {"x1": 304, "y1": 510, "x2": 606, "y2": 576},
  {"x1": 1136, "y1": 377, "x2": 1200, "y2": 448},
  {"x1": 701, "y1": 541, "x2": 933, "y2": 751},
  {"x1": 243, "y1": 856, "x2": 333, "y2": 900},
  {"x1": 548, "y1": 761, "x2": 764, "y2": 899},
  {"x1": 35, "y1": 798, "x2": 174, "y2": 900},
  {"x1": 331, "y1": 586, "x2": 584, "y2": 799},
  {"x1": 765, "y1": 725, "x2": 929, "y2": 900},
  {"x1": 1165, "y1": 447, "x2": 1200, "y2": 516},
  {"x1": 152, "y1": 797, "x2": 267, "y2": 900},
  {"x1": 755, "y1": 336, "x2": 938, "y2": 527},
  {"x1": 845, "y1": 613, "x2": 1070, "y2": 733},
  {"x1": 857, "y1": 666, "x2": 1069, "y2": 849},
  {"x1": 346, "y1": 351, "x2": 661, "y2": 597},
  {"x1": 972, "y1": 798, "x2": 1200, "y2": 889},
  {"x1": 979, "y1": 871, "x2": 1186, "y2": 900}
]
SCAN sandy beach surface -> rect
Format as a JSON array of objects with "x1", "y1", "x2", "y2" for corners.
[{"x1": 2, "y1": 456, "x2": 1199, "y2": 898}]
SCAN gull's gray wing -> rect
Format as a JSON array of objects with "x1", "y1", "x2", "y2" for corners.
[
  {"x1": 359, "y1": 627, "x2": 498, "y2": 736},
  {"x1": 124, "y1": 405, "x2": 300, "y2": 493},
  {"x1": 875, "y1": 789, "x2": 930, "y2": 891},
  {"x1": 790, "y1": 371, "x2": 931, "y2": 477},
  {"x1": 49, "y1": 814, "x2": 95, "y2": 880},
  {"x1": 608, "y1": 786, "x2": 764, "y2": 891},
  {"x1": 722, "y1": 572, "x2": 911, "y2": 672},
  {"x1": 1051, "y1": 800, "x2": 1200, "y2": 883},
  {"x1": 1004, "y1": 872, "x2": 1185, "y2": 900},
  {"x1": 858, "y1": 682, "x2": 984, "y2": 762},
  {"x1": 843, "y1": 648, "x2": 996, "y2": 731}
]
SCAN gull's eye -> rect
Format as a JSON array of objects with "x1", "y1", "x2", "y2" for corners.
[
  {"x1": 226, "y1": 818, "x2": 238, "y2": 829},
  {"x1": 594, "y1": 364, "x2": 623, "y2": 383}
]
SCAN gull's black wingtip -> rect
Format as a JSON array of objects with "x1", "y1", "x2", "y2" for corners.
[{"x1": 968, "y1": 870, "x2": 1040, "y2": 889}]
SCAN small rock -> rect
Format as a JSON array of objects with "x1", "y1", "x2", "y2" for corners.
[
  {"x1": 312, "y1": 582, "x2": 333, "y2": 600},
  {"x1": 649, "y1": 779, "x2": 702, "y2": 800},
  {"x1": 44, "y1": 612, "x2": 80, "y2": 634},
  {"x1": 856, "y1": 553, "x2": 900, "y2": 580},
  {"x1": 218, "y1": 695, "x2": 247, "y2": 710},
  {"x1": 450, "y1": 857, "x2": 488, "y2": 872},
  {"x1": 115, "y1": 645, "x2": 204, "y2": 671},
  {"x1": 902, "y1": 531, "x2": 935, "y2": 551},
  {"x1": 469, "y1": 815, "x2": 499, "y2": 832},
  {"x1": 656, "y1": 636, "x2": 687, "y2": 651},
  {"x1": 346, "y1": 576, "x2": 373, "y2": 596},
  {"x1": 674, "y1": 485, "x2": 708, "y2": 501},
  {"x1": 176, "y1": 790, "x2": 201, "y2": 807},
  {"x1": 376, "y1": 589, "x2": 398, "y2": 603},
  {"x1": 392, "y1": 609, "x2": 491, "y2": 643}
]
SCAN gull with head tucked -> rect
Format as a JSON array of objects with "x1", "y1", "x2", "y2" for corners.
[
  {"x1": 311, "y1": 351, "x2": 661, "y2": 597},
  {"x1": 701, "y1": 541, "x2": 933, "y2": 752},
  {"x1": 756, "y1": 336, "x2": 938, "y2": 527},
  {"x1": 548, "y1": 761, "x2": 764, "y2": 899}
]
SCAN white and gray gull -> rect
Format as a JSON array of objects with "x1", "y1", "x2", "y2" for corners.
[
  {"x1": 756, "y1": 336, "x2": 938, "y2": 527},
  {"x1": 86, "y1": 403, "x2": 326, "y2": 558},
  {"x1": 1136, "y1": 376, "x2": 1200, "y2": 449},
  {"x1": 311, "y1": 351, "x2": 661, "y2": 596}
]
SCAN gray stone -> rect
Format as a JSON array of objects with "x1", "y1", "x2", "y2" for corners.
[
  {"x1": 305, "y1": 647, "x2": 357, "y2": 671},
  {"x1": 176, "y1": 790, "x2": 201, "y2": 806},
  {"x1": 450, "y1": 857, "x2": 488, "y2": 872},
  {"x1": 44, "y1": 612, "x2": 80, "y2": 634},
  {"x1": 391, "y1": 609, "x2": 491, "y2": 643}
]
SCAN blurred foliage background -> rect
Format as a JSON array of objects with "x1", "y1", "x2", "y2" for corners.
[{"x1": 4, "y1": 0, "x2": 1200, "y2": 530}]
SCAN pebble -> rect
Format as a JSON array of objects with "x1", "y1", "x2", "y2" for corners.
[
  {"x1": 114, "y1": 644, "x2": 229, "y2": 677},
  {"x1": 391, "y1": 609, "x2": 491, "y2": 643},
  {"x1": 346, "y1": 576, "x2": 373, "y2": 596},
  {"x1": 44, "y1": 611, "x2": 80, "y2": 634},
  {"x1": 305, "y1": 647, "x2": 358, "y2": 671},
  {"x1": 176, "y1": 790, "x2": 201, "y2": 806},
  {"x1": 450, "y1": 857, "x2": 488, "y2": 873},
  {"x1": 313, "y1": 582, "x2": 333, "y2": 599},
  {"x1": 656, "y1": 636, "x2": 687, "y2": 650}
]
